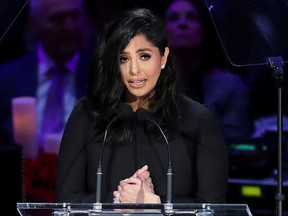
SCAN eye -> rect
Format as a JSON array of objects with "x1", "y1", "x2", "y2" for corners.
[
  {"x1": 120, "y1": 56, "x2": 129, "y2": 63},
  {"x1": 167, "y1": 12, "x2": 180, "y2": 23},
  {"x1": 186, "y1": 12, "x2": 200, "y2": 22},
  {"x1": 140, "y1": 54, "x2": 151, "y2": 61},
  {"x1": 49, "y1": 14, "x2": 65, "y2": 25}
]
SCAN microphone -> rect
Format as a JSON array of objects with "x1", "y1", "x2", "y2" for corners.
[
  {"x1": 136, "y1": 108, "x2": 173, "y2": 204},
  {"x1": 96, "y1": 104, "x2": 133, "y2": 203}
]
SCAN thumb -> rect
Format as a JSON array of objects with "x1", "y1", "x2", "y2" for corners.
[{"x1": 132, "y1": 165, "x2": 148, "y2": 178}]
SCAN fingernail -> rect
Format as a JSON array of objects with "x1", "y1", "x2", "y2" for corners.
[{"x1": 142, "y1": 165, "x2": 148, "y2": 169}]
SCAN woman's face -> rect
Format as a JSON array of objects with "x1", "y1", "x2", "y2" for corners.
[
  {"x1": 119, "y1": 34, "x2": 169, "y2": 108},
  {"x1": 165, "y1": 0, "x2": 203, "y2": 49}
]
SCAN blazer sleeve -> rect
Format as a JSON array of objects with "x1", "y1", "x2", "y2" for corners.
[
  {"x1": 56, "y1": 99, "x2": 95, "y2": 202},
  {"x1": 195, "y1": 105, "x2": 229, "y2": 203}
]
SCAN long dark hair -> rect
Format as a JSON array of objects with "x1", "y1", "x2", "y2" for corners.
[{"x1": 87, "y1": 8, "x2": 180, "y2": 144}]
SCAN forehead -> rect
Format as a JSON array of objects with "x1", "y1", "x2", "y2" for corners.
[
  {"x1": 166, "y1": 0, "x2": 198, "y2": 15},
  {"x1": 124, "y1": 34, "x2": 156, "y2": 51},
  {"x1": 31, "y1": 0, "x2": 84, "y2": 15}
]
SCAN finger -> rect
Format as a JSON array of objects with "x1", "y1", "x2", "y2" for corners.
[
  {"x1": 132, "y1": 165, "x2": 148, "y2": 178},
  {"x1": 113, "y1": 191, "x2": 120, "y2": 198},
  {"x1": 139, "y1": 178, "x2": 154, "y2": 193},
  {"x1": 144, "y1": 177, "x2": 153, "y2": 187},
  {"x1": 149, "y1": 182, "x2": 154, "y2": 191},
  {"x1": 113, "y1": 191, "x2": 121, "y2": 203},
  {"x1": 146, "y1": 176, "x2": 152, "y2": 183},
  {"x1": 117, "y1": 185, "x2": 123, "y2": 192},
  {"x1": 139, "y1": 170, "x2": 150, "y2": 181},
  {"x1": 119, "y1": 178, "x2": 128, "y2": 185},
  {"x1": 120, "y1": 177, "x2": 140, "y2": 186}
]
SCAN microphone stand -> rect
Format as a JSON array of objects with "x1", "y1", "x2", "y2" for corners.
[
  {"x1": 150, "y1": 119, "x2": 173, "y2": 203},
  {"x1": 95, "y1": 104, "x2": 133, "y2": 207},
  {"x1": 147, "y1": 118, "x2": 174, "y2": 214},
  {"x1": 136, "y1": 108, "x2": 174, "y2": 214},
  {"x1": 267, "y1": 56, "x2": 286, "y2": 216},
  {"x1": 96, "y1": 117, "x2": 116, "y2": 203}
]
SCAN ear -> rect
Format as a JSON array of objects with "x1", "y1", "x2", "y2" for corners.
[{"x1": 161, "y1": 47, "x2": 170, "y2": 67}]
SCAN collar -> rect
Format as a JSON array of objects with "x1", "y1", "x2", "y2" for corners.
[{"x1": 37, "y1": 42, "x2": 80, "y2": 75}]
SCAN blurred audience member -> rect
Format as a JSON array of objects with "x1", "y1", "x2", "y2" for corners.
[
  {"x1": 0, "y1": 0, "x2": 91, "y2": 149},
  {"x1": 86, "y1": 0, "x2": 125, "y2": 32},
  {"x1": 164, "y1": 0, "x2": 251, "y2": 145}
]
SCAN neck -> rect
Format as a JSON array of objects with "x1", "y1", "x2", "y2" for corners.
[
  {"x1": 127, "y1": 100, "x2": 149, "y2": 112},
  {"x1": 172, "y1": 49, "x2": 203, "y2": 79},
  {"x1": 125, "y1": 93, "x2": 150, "y2": 112}
]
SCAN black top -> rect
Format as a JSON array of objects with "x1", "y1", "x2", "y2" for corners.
[{"x1": 56, "y1": 94, "x2": 228, "y2": 203}]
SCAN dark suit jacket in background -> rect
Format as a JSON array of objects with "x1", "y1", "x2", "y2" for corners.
[{"x1": 0, "y1": 50, "x2": 91, "y2": 146}]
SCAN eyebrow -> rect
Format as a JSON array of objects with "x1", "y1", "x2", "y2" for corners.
[
  {"x1": 121, "y1": 47, "x2": 153, "y2": 54},
  {"x1": 137, "y1": 48, "x2": 153, "y2": 52}
]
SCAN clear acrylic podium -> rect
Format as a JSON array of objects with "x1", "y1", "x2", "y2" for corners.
[{"x1": 17, "y1": 203, "x2": 253, "y2": 216}]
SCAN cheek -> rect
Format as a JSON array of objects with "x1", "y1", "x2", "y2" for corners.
[
  {"x1": 119, "y1": 66, "x2": 130, "y2": 86},
  {"x1": 191, "y1": 27, "x2": 203, "y2": 46},
  {"x1": 166, "y1": 23, "x2": 176, "y2": 30},
  {"x1": 119, "y1": 65, "x2": 127, "y2": 77},
  {"x1": 189, "y1": 23, "x2": 203, "y2": 36},
  {"x1": 148, "y1": 67, "x2": 161, "y2": 85},
  {"x1": 166, "y1": 24, "x2": 178, "y2": 37}
]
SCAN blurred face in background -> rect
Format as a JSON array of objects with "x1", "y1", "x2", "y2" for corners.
[
  {"x1": 165, "y1": 0, "x2": 203, "y2": 50},
  {"x1": 30, "y1": 0, "x2": 87, "y2": 62}
]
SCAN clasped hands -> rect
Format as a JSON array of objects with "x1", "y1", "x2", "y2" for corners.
[{"x1": 113, "y1": 165, "x2": 161, "y2": 203}]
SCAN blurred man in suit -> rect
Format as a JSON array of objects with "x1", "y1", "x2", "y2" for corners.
[{"x1": 0, "y1": 0, "x2": 91, "y2": 148}]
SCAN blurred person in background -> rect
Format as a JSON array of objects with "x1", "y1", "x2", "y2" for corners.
[
  {"x1": 0, "y1": 0, "x2": 91, "y2": 148},
  {"x1": 164, "y1": 0, "x2": 251, "y2": 145}
]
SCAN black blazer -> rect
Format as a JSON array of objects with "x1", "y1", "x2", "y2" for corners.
[
  {"x1": 56, "y1": 95, "x2": 228, "y2": 203},
  {"x1": 0, "y1": 51, "x2": 91, "y2": 145}
]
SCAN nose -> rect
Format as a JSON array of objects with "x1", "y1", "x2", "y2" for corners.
[
  {"x1": 130, "y1": 59, "x2": 139, "y2": 75},
  {"x1": 63, "y1": 16, "x2": 76, "y2": 30},
  {"x1": 178, "y1": 16, "x2": 188, "y2": 29}
]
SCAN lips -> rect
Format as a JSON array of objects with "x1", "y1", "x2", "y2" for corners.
[{"x1": 128, "y1": 79, "x2": 147, "y2": 88}]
